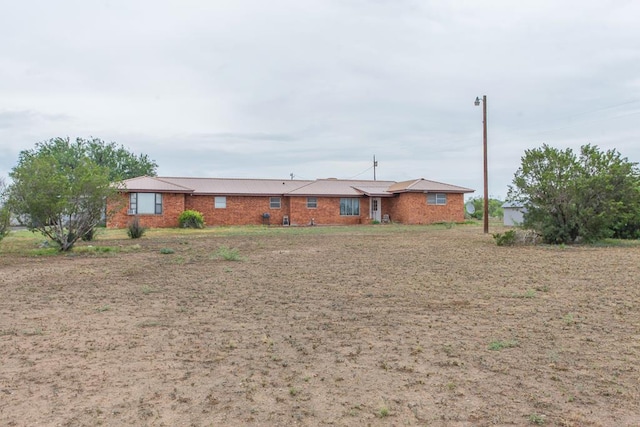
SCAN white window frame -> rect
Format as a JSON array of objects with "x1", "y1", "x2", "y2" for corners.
[
  {"x1": 270, "y1": 197, "x2": 281, "y2": 209},
  {"x1": 214, "y1": 196, "x2": 227, "y2": 209},
  {"x1": 427, "y1": 193, "x2": 447, "y2": 205},
  {"x1": 306, "y1": 197, "x2": 317, "y2": 209},
  {"x1": 340, "y1": 198, "x2": 360, "y2": 216}
]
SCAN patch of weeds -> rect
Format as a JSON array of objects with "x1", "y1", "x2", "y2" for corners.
[
  {"x1": 214, "y1": 245, "x2": 244, "y2": 261},
  {"x1": 535, "y1": 285, "x2": 550, "y2": 292},
  {"x1": 121, "y1": 244, "x2": 142, "y2": 253},
  {"x1": 488, "y1": 339, "x2": 518, "y2": 351},
  {"x1": 73, "y1": 245, "x2": 118, "y2": 255},
  {"x1": 23, "y1": 328, "x2": 43, "y2": 336},
  {"x1": 289, "y1": 387, "x2": 298, "y2": 396},
  {"x1": 95, "y1": 305, "x2": 111, "y2": 312},
  {"x1": 159, "y1": 248, "x2": 175, "y2": 254},
  {"x1": 446, "y1": 382, "x2": 457, "y2": 391},
  {"x1": 0, "y1": 329, "x2": 18, "y2": 336},
  {"x1": 523, "y1": 289, "x2": 536, "y2": 298},
  {"x1": 29, "y1": 247, "x2": 59, "y2": 256},
  {"x1": 141, "y1": 285, "x2": 159, "y2": 295},
  {"x1": 528, "y1": 413, "x2": 545, "y2": 424},
  {"x1": 376, "y1": 406, "x2": 390, "y2": 418},
  {"x1": 562, "y1": 313, "x2": 575, "y2": 325},
  {"x1": 493, "y1": 229, "x2": 516, "y2": 246},
  {"x1": 172, "y1": 256, "x2": 186, "y2": 264}
]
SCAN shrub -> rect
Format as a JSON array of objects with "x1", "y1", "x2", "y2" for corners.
[
  {"x1": 179, "y1": 210, "x2": 205, "y2": 229},
  {"x1": 127, "y1": 217, "x2": 146, "y2": 239},
  {"x1": 493, "y1": 229, "x2": 517, "y2": 246},
  {"x1": 0, "y1": 206, "x2": 10, "y2": 242}
]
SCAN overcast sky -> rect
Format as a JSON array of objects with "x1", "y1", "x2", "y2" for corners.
[{"x1": 1, "y1": 0, "x2": 639, "y2": 199}]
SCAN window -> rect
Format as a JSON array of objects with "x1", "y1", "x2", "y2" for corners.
[
  {"x1": 214, "y1": 196, "x2": 226, "y2": 209},
  {"x1": 307, "y1": 197, "x2": 317, "y2": 209},
  {"x1": 129, "y1": 193, "x2": 162, "y2": 214},
  {"x1": 340, "y1": 198, "x2": 360, "y2": 216},
  {"x1": 427, "y1": 193, "x2": 447, "y2": 205},
  {"x1": 270, "y1": 197, "x2": 281, "y2": 209}
]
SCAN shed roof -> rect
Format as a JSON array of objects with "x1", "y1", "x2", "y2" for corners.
[{"x1": 502, "y1": 201, "x2": 525, "y2": 208}]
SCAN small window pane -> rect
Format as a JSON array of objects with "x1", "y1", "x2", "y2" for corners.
[
  {"x1": 270, "y1": 197, "x2": 281, "y2": 209},
  {"x1": 307, "y1": 197, "x2": 317, "y2": 208},
  {"x1": 427, "y1": 193, "x2": 447, "y2": 205},
  {"x1": 129, "y1": 193, "x2": 137, "y2": 214},
  {"x1": 155, "y1": 193, "x2": 163, "y2": 214},
  {"x1": 215, "y1": 196, "x2": 226, "y2": 208}
]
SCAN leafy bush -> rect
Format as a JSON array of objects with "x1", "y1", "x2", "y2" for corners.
[
  {"x1": 509, "y1": 144, "x2": 640, "y2": 244},
  {"x1": 179, "y1": 210, "x2": 205, "y2": 229},
  {"x1": 0, "y1": 206, "x2": 10, "y2": 241},
  {"x1": 160, "y1": 248, "x2": 174, "y2": 254},
  {"x1": 127, "y1": 217, "x2": 146, "y2": 239},
  {"x1": 493, "y1": 229, "x2": 517, "y2": 246}
]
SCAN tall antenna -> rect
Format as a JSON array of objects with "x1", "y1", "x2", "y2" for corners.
[
  {"x1": 373, "y1": 155, "x2": 378, "y2": 181},
  {"x1": 290, "y1": 173, "x2": 294, "y2": 180}
]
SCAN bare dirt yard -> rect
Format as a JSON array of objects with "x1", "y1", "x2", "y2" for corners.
[{"x1": 1, "y1": 224, "x2": 639, "y2": 426}]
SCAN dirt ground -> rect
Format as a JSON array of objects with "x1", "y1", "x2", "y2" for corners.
[{"x1": 1, "y1": 225, "x2": 639, "y2": 426}]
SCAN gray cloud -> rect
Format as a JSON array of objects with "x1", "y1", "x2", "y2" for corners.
[{"x1": 1, "y1": 1, "x2": 639, "y2": 198}]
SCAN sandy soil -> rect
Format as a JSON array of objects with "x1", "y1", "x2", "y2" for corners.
[{"x1": 1, "y1": 225, "x2": 639, "y2": 426}]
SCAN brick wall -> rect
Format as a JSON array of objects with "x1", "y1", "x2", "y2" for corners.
[
  {"x1": 106, "y1": 192, "x2": 185, "y2": 228},
  {"x1": 107, "y1": 191, "x2": 466, "y2": 228},
  {"x1": 186, "y1": 195, "x2": 291, "y2": 226},
  {"x1": 388, "y1": 192, "x2": 465, "y2": 224},
  {"x1": 289, "y1": 196, "x2": 363, "y2": 226}
]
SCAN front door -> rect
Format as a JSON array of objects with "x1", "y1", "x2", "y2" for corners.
[{"x1": 370, "y1": 198, "x2": 381, "y2": 222}]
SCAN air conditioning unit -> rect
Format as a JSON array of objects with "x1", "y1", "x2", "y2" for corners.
[{"x1": 127, "y1": 209, "x2": 136, "y2": 215}]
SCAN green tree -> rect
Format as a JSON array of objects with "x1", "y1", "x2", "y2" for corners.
[
  {"x1": 0, "y1": 178, "x2": 10, "y2": 241},
  {"x1": 468, "y1": 197, "x2": 504, "y2": 220},
  {"x1": 508, "y1": 144, "x2": 640, "y2": 244},
  {"x1": 7, "y1": 154, "x2": 118, "y2": 251},
  {"x1": 20, "y1": 137, "x2": 157, "y2": 181}
]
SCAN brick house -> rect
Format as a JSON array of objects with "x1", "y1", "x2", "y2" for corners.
[{"x1": 106, "y1": 176, "x2": 474, "y2": 228}]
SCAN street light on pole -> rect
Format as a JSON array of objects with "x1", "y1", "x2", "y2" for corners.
[{"x1": 474, "y1": 95, "x2": 489, "y2": 234}]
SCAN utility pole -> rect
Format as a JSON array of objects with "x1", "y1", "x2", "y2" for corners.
[
  {"x1": 373, "y1": 155, "x2": 378, "y2": 181},
  {"x1": 474, "y1": 95, "x2": 489, "y2": 234}
]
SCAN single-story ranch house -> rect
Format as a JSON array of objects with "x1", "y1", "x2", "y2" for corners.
[{"x1": 106, "y1": 176, "x2": 474, "y2": 228}]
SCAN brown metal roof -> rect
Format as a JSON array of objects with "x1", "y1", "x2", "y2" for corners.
[
  {"x1": 287, "y1": 179, "x2": 396, "y2": 197},
  {"x1": 387, "y1": 178, "x2": 474, "y2": 194},
  {"x1": 119, "y1": 176, "x2": 474, "y2": 196},
  {"x1": 157, "y1": 177, "x2": 313, "y2": 195},
  {"x1": 118, "y1": 176, "x2": 194, "y2": 193}
]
